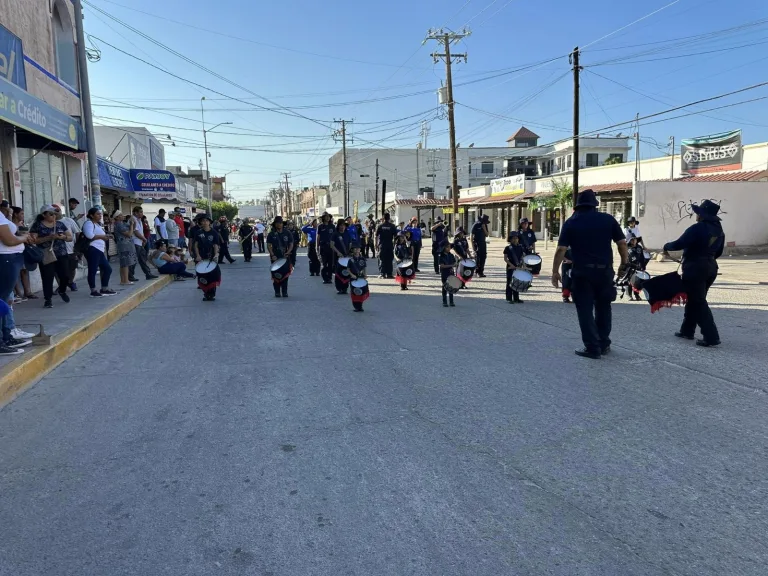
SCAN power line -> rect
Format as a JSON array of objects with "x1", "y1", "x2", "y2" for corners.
[{"x1": 581, "y1": 0, "x2": 681, "y2": 50}]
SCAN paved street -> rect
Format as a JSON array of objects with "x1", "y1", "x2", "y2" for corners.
[{"x1": 1, "y1": 243, "x2": 767, "y2": 576}]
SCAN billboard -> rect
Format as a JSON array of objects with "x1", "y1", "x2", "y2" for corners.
[
  {"x1": 681, "y1": 130, "x2": 742, "y2": 175},
  {"x1": 490, "y1": 174, "x2": 526, "y2": 196},
  {"x1": 149, "y1": 138, "x2": 164, "y2": 170},
  {"x1": 0, "y1": 24, "x2": 26, "y2": 89},
  {"x1": 128, "y1": 134, "x2": 151, "y2": 169}
]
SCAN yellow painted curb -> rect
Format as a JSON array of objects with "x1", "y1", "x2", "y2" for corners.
[{"x1": 0, "y1": 275, "x2": 172, "y2": 407}]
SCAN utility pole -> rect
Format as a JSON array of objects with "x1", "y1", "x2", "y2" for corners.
[
  {"x1": 333, "y1": 119, "x2": 353, "y2": 216},
  {"x1": 569, "y1": 46, "x2": 581, "y2": 208},
  {"x1": 375, "y1": 159, "x2": 379, "y2": 220},
  {"x1": 425, "y1": 27, "x2": 470, "y2": 230},
  {"x1": 634, "y1": 113, "x2": 641, "y2": 182},
  {"x1": 669, "y1": 135, "x2": 675, "y2": 180},
  {"x1": 282, "y1": 172, "x2": 292, "y2": 216},
  {"x1": 74, "y1": 0, "x2": 101, "y2": 209}
]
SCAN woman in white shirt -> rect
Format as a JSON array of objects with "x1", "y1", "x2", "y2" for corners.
[
  {"x1": 83, "y1": 207, "x2": 116, "y2": 297},
  {"x1": 0, "y1": 207, "x2": 32, "y2": 354}
]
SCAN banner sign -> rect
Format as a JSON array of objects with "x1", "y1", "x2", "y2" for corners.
[
  {"x1": 137, "y1": 191, "x2": 175, "y2": 200},
  {"x1": 128, "y1": 134, "x2": 151, "y2": 169},
  {"x1": 98, "y1": 157, "x2": 132, "y2": 193},
  {"x1": 681, "y1": 130, "x2": 742, "y2": 175},
  {"x1": 0, "y1": 24, "x2": 26, "y2": 89},
  {"x1": 490, "y1": 174, "x2": 526, "y2": 196},
  {"x1": 0, "y1": 75, "x2": 82, "y2": 149},
  {"x1": 129, "y1": 169, "x2": 176, "y2": 194},
  {"x1": 149, "y1": 138, "x2": 164, "y2": 170}
]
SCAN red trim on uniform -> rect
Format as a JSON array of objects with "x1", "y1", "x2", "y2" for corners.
[
  {"x1": 395, "y1": 273, "x2": 415, "y2": 285},
  {"x1": 649, "y1": 292, "x2": 687, "y2": 314},
  {"x1": 351, "y1": 292, "x2": 370, "y2": 304},
  {"x1": 335, "y1": 273, "x2": 350, "y2": 285},
  {"x1": 562, "y1": 288, "x2": 571, "y2": 298},
  {"x1": 272, "y1": 266, "x2": 293, "y2": 284},
  {"x1": 198, "y1": 279, "x2": 221, "y2": 293}
]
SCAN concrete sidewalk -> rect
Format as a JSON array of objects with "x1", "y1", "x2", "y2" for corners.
[{"x1": 0, "y1": 274, "x2": 172, "y2": 405}]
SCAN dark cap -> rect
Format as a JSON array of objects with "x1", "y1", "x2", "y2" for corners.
[
  {"x1": 0, "y1": 200, "x2": 9, "y2": 208},
  {"x1": 575, "y1": 189, "x2": 599, "y2": 208},
  {"x1": 480, "y1": 214, "x2": 490, "y2": 223},
  {"x1": 519, "y1": 217, "x2": 529, "y2": 224},
  {"x1": 69, "y1": 198, "x2": 80, "y2": 205},
  {"x1": 272, "y1": 215, "x2": 284, "y2": 225},
  {"x1": 691, "y1": 200, "x2": 722, "y2": 220}
]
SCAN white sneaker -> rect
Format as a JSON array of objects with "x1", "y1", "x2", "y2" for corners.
[{"x1": 11, "y1": 328, "x2": 36, "y2": 339}]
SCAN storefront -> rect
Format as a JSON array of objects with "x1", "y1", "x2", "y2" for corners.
[
  {"x1": 129, "y1": 168, "x2": 194, "y2": 225},
  {"x1": 467, "y1": 176, "x2": 529, "y2": 238}
]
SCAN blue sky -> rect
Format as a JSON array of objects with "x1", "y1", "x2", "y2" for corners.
[{"x1": 82, "y1": 0, "x2": 768, "y2": 200}]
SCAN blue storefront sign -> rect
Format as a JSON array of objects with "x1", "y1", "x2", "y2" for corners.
[
  {"x1": 0, "y1": 24, "x2": 26, "y2": 89},
  {"x1": 0, "y1": 75, "x2": 84, "y2": 149},
  {"x1": 98, "y1": 157, "x2": 133, "y2": 193},
  {"x1": 129, "y1": 169, "x2": 176, "y2": 198}
]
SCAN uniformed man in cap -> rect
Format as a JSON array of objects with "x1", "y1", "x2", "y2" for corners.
[
  {"x1": 518, "y1": 217, "x2": 537, "y2": 255},
  {"x1": 552, "y1": 189, "x2": 629, "y2": 359},
  {"x1": 317, "y1": 212, "x2": 335, "y2": 284},
  {"x1": 375, "y1": 212, "x2": 397, "y2": 279},
  {"x1": 267, "y1": 216, "x2": 294, "y2": 298},
  {"x1": 663, "y1": 200, "x2": 724, "y2": 347},
  {"x1": 471, "y1": 214, "x2": 489, "y2": 277},
  {"x1": 430, "y1": 216, "x2": 447, "y2": 274}
]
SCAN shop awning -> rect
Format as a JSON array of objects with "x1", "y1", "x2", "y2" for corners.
[
  {"x1": 0, "y1": 75, "x2": 86, "y2": 151},
  {"x1": 98, "y1": 157, "x2": 134, "y2": 195}
]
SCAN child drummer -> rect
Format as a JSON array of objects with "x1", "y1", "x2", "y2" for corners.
[
  {"x1": 394, "y1": 231, "x2": 413, "y2": 291},
  {"x1": 348, "y1": 243, "x2": 368, "y2": 312},
  {"x1": 439, "y1": 239, "x2": 458, "y2": 307},
  {"x1": 503, "y1": 231, "x2": 525, "y2": 304}
]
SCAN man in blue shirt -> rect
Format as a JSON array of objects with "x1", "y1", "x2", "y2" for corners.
[
  {"x1": 663, "y1": 200, "x2": 725, "y2": 347},
  {"x1": 405, "y1": 216, "x2": 423, "y2": 272},
  {"x1": 302, "y1": 218, "x2": 320, "y2": 276},
  {"x1": 344, "y1": 216, "x2": 358, "y2": 245},
  {"x1": 430, "y1": 217, "x2": 447, "y2": 274},
  {"x1": 471, "y1": 214, "x2": 489, "y2": 277},
  {"x1": 552, "y1": 190, "x2": 629, "y2": 359}
]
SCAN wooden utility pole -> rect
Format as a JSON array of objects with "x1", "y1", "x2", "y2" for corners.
[
  {"x1": 425, "y1": 27, "x2": 470, "y2": 230},
  {"x1": 669, "y1": 136, "x2": 675, "y2": 180},
  {"x1": 334, "y1": 119, "x2": 353, "y2": 217},
  {"x1": 375, "y1": 159, "x2": 379, "y2": 219},
  {"x1": 570, "y1": 46, "x2": 581, "y2": 208},
  {"x1": 634, "y1": 113, "x2": 641, "y2": 182},
  {"x1": 282, "y1": 173, "x2": 292, "y2": 215}
]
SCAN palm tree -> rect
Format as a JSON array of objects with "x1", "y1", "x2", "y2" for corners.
[{"x1": 531, "y1": 178, "x2": 573, "y2": 236}]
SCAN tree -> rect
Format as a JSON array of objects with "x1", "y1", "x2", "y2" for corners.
[
  {"x1": 604, "y1": 156, "x2": 623, "y2": 165},
  {"x1": 195, "y1": 199, "x2": 238, "y2": 221},
  {"x1": 530, "y1": 178, "x2": 573, "y2": 235}
]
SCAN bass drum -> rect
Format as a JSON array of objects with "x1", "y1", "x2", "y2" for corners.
[
  {"x1": 522, "y1": 253, "x2": 542, "y2": 275},
  {"x1": 350, "y1": 278, "x2": 370, "y2": 303},
  {"x1": 397, "y1": 259, "x2": 415, "y2": 280},
  {"x1": 336, "y1": 256, "x2": 352, "y2": 277},
  {"x1": 270, "y1": 258, "x2": 292, "y2": 282},
  {"x1": 195, "y1": 260, "x2": 221, "y2": 293},
  {"x1": 630, "y1": 270, "x2": 650, "y2": 293},
  {"x1": 444, "y1": 275, "x2": 463, "y2": 295},
  {"x1": 460, "y1": 259, "x2": 477, "y2": 281},
  {"x1": 510, "y1": 269, "x2": 533, "y2": 292}
]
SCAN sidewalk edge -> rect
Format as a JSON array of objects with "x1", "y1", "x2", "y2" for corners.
[{"x1": 0, "y1": 276, "x2": 172, "y2": 408}]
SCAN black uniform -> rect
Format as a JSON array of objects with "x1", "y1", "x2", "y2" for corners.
[
  {"x1": 289, "y1": 228, "x2": 300, "y2": 268},
  {"x1": 627, "y1": 245, "x2": 646, "y2": 270},
  {"x1": 558, "y1": 208, "x2": 625, "y2": 355},
  {"x1": 439, "y1": 251, "x2": 457, "y2": 305},
  {"x1": 238, "y1": 223, "x2": 254, "y2": 262},
  {"x1": 333, "y1": 231, "x2": 350, "y2": 293},
  {"x1": 471, "y1": 221, "x2": 487, "y2": 275},
  {"x1": 348, "y1": 254, "x2": 367, "y2": 311},
  {"x1": 317, "y1": 222, "x2": 335, "y2": 283},
  {"x1": 365, "y1": 219, "x2": 376, "y2": 258},
  {"x1": 519, "y1": 227, "x2": 537, "y2": 255},
  {"x1": 431, "y1": 223, "x2": 447, "y2": 274},
  {"x1": 267, "y1": 228, "x2": 294, "y2": 296},
  {"x1": 216, "y1": 222, "x2": 235, "y2": 263},
  {"x1": 453, "y1": 236, "x2": 470, "y2": 260},
  {"x1": 376, "y1": 220, "x2": 397, "y2": 278},
  {"x1": 663, "y1": 212, "x2": 724, "y2": 345},
  {"x1": 194, "y1": 227, "x2": 222, "y2": 261},
  {"x1": 504, "y1": 243, "x2": 525, "y2": 302}
]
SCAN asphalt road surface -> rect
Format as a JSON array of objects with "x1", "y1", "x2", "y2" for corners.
[{"x1": 1, "y1": 244, "x2": 767, "y2": 576}]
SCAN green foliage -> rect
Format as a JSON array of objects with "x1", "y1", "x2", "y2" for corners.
[
  {"x1": 195, "y1": 199, "x2": 238, "y2": 221},
  {"x1": 604, "y1": 156, "x2": 623, "y2": 165}
]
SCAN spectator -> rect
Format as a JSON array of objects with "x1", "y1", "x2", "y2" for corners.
[
  {"x1": 11, "y1": 206, "x2": 37, "y2": 301},
  {"x1": 154, "y1": 209, "x2": 168, "y2": 243},
  {"x1": 130, "y1": 207, "x2": 157, "y2": 281},
  {"x1": 150, "y1": 240, "x2": 194, "y2": 280},
  {"x1": 82, "y1": 207, "x2": 115, "y2": 298},
  {"x1": 69, "y1": 197, "x2": 84, "y2": 224},
  {"x1": 29, "y1": 205, "x2": 72, "y2": 309},
  {"x1": 165, "y1": 209, "x2": 180, "y2": 247},
  {"x1": 54, "y1": 204, "x2": 81, "y2": 292},
  {"x1": 0, "y1": 200, "x2": 33, "y2": 354},
  {"x1": 173, "y1": 209, "x2": 187, "y2": 248},
  {"x1": 111, "y1": 210, "x2": 138, "y2": 286},
  {"x1": 141, "y1": 215, "x2": 151, "y2": 254}
]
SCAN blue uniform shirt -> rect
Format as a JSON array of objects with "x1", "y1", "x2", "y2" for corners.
[
  {"x1": 406, "y1": 225, "x2": 422, "y2": 243},
  {"x1": 558, "y1": 209, "x2": 625, "y2": 269},
  {"x1": 301, "y1": 225, "x2": 317, "y2": 244},
  {"x1": 345, "y1": 225, "x2": 358, "y2": 244},
  {"x1": 519, "y1": 228, "x2": 537, "y2": 251}
]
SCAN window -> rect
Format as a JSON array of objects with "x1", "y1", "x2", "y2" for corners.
[
  {"x1": 516, "y1": 141, "x2": 529, "y2": 147},
  {"x1": 18, "y1": 149, "x2": 68, "y2": 219},
  {"x1": 481, "y1": 161, "x2": 494, "y2": 174},
  {"x1": 567, "y1": 154, "x2": 572, "y2": 169},
  {"x1": 608, "y1": 153, "x2": 624, "y2": 163},
  {"x1": 586, "y1": 153, "x2": 599, "y2": 167},
  {"x1": 53, "y1": 2, "x2": 78, "y2": 89}
]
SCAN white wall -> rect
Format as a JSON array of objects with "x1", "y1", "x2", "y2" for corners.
[{"x1": 634, "y1": 181, "x2": 768, "y2": 249}]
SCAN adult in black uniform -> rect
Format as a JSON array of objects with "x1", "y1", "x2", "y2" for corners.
[
  {"x1": 471, "y1": 214, "x2": 489, "y2": 277},
  {"x1": 238, "y1": 219, "x2": 254, "y2": 262},
  {"x1": 317, "y1": 213, "x2": 335, "y2": 284},
  {"x1": 365, "y1": 215, "x2": 376, "y2": 258},
  {"x1": 518, "y1": 217, "x2": 537, "y2": 255},
  {"x1": 552, "y1": 190, "x2": 629, "y2": 359},
  {"x1": 215, "y1": 217, "x2": 236, "y2": 264},
  {"x1": 376, "y1": 212, "x2": 397, "y2": 279},
  {"x1": 267, "y1": 216, "x2": 294, "y2": 298},
  {"x1": 430, "y1": 217, "x2": 447, "y2": 274},
  {"x1": 663, "y1": 200, "x2": 724, "y2": 347},
  {"x1": 287, "y1": 220, "x2": 300, "y2": 269},
  {"x1": 332, "y1": 219, "x2": 350, "y2": 293}
]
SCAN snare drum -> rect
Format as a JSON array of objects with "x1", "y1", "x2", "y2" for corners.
[
  {"x1": 643, "y1": 250, "x2": 652, "y2": 261},
  {"x1": 630, "y1": 270, "x2": 651, "y2": 293},
  {"x1": 350, "y1": 278, "x2": 370, "y2": 304},
  {"x1": 270, "y1": 258, "x2": 292, "y2": 283},
  {"x1": 459, "y1": 259, "x2": 477, "y2": 282},
  {"x1": 522, "y1": 253, "x2": 542, "y2": 276},
  {"x1": 510, "y1": 269, "x2": 533, "y2": 292},
  {"x1": 195, "y1": 260, "x2": 221, "y2": 293},
  {"x1": 335, "y1": 256, "x2": 352, "y2": 284},
  {"x1": 444, "y1": 275, "x2": 463, "y2": 295},
  {"x1": 397, "y1": 259, "x2": 415, "y2": 280}
]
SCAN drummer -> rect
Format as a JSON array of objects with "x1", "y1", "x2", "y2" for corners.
[
  {"x1": 519, "y1": 218, "x2": 537, "y2": 255},
  {"x1": 439, "y1": 239, "x2": 458, "y2": 307},
  {"x1": 267, "y1": 216, "x2": 294, "y2": 298},
  {"x1": 394, "y1": 231, "x2": 413, "y2": 291},
  {"x1": 348, "y1": 243, "x2": 368, "y2": 312},
  {"x1": 627, "y1": 236, "x2": 647, "y2": 271},
  {"x1": 332, "y1": 219, "x2": 350, "y2": 294},
  {"x1": 453, "y1": 227, "x2": 471, "y2": 288},
  {"x1": 503, "y1": 231, "x2": 525, "y2": 304},
  {"x1": 192, "y1": 214, "x2": 222, "y2": 301},
  {"x1": 317, "y1": 212, "x2": 335, "y2": 284}
]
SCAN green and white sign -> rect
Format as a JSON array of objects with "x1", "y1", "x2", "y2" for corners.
[{"x1": 0, "y1": 75, "x2": 82, "y2": 149}]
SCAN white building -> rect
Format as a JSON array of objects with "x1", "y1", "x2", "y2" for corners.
[{"x1": 94, "y1": 126, "x2": 167, "y2": 170}]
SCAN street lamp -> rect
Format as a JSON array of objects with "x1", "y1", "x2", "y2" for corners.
[
  {"x1": 201, "y1": 96, "x2": 232, "y2": 213},
  {"x1": 222, "y1": 169, "x2": 239, "y2": 200}
]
